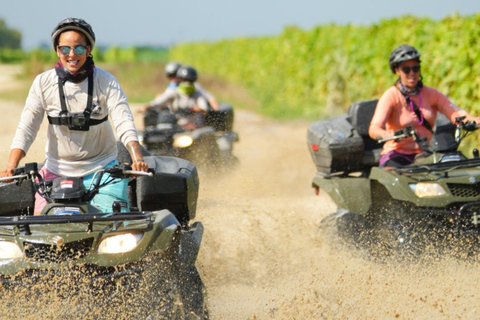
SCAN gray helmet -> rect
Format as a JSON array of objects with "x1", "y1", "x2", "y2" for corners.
[
  {"x1": 165, "y1": 61, "x2": 182, "y2": 77},
  {"x1": 176, "y1": 65, "x2": 197, "y2": 82},
  {"x1": 51, "y1": 18, "x2": 96, "y2": 51},
  {"x1": 388, "y1": 45, "x2": 421, "y2": 73}
]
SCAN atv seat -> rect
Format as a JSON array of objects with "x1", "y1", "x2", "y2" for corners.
[{"x1": 347, "y1": 99, "x2": 383, "y2": 167}]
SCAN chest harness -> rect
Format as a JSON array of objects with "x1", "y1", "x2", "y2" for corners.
[{"x1": 47, "y1": 74, "x2": 108, "y2": 131}]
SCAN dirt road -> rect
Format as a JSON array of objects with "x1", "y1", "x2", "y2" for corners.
[{"x1": 1, "y1": 65, "x2": 480, "y2": 320}]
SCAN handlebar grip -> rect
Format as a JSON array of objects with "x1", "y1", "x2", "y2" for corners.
[
  {"x1": 464, "y1": 121, "x2": 478, "y2": 131},
  {"x1": 123, "y1": 170, "x2": 154, "y2": 177},
  {"x1": 0, "y1": 173, "x2": 29, "y2": 183}
]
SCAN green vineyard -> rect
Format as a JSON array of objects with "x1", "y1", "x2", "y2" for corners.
[{"x1": 171, "y1": 14, "x2": 480, "y2": 119}]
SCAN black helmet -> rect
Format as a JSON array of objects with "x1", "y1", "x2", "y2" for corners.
[
  {"x1": 165, "y1": 62, "x2": 182, "y2": 77},
  {"x1": 51, "y1": 18, "x2": 96, "y2": 51},
  {"x1": 176, "y1": 65, "x2": 197, "y2": 82},
  {"x1": 388, "y1": 45, "x2": 421, "y2": 73}
]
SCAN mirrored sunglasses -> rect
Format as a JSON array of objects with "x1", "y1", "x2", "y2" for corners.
[
  {"x1": 400, "y1": 65, "x2": 421, "y2": 74},
  {"x1": 57, "y1": 45, "x2": 88, "y2": 55}
]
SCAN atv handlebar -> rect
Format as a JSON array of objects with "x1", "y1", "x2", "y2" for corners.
[
  {"x1": 0, "y1": 163, "x2": 153, "y2": 184},
  {"x1": 376, "y1": 125, "x2": 416, "y2": 143},
  {"x1": 0, "y1": 163, "x2": 155, "y2": 205},
  {"x1": 375, "y1": 117, "x2": 480, "y2": 153},
  {"x1": 0, "y1": 173, "x2": 29, "y2": 183}
]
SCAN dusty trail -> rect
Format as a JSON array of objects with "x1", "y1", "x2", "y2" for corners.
[
  {"x1": 195, "y1": 110, "x2": 480, "y2": 320},
  {"x1": 1, "y1": 65, "x2": 480, "y2": 319}
]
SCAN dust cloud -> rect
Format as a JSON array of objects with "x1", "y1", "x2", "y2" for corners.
[
  {"x1": 195, "y1": 109, "x2": 480, "y2": 320},
  {"x1": 1, "y1": 65, "x2": 480, "y2": 319}
]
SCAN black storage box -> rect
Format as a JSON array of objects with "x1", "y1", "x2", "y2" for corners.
[
  {"x1": 136, "y1": 156, "x2": 199, "y2": 225},
  {"x1": 307, "y1": 114, "x2": 364, "y2": 174},
  {"x1": 0, "y1": 181, "x2": 35, "y2": 216},
  {"x1": 204, "y1": 103, "x2": 234, "y2": 132}
]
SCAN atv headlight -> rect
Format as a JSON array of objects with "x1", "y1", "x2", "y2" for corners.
[
  {"x1": 0, "y1": 241, "x2": 23, "y2": 259},
  {"x1": 409, "y1": 183, "x2": 447, "y2": 198},
  {"x1": 173, "y1": 135, "x2": 193, "y2": 148},
  {"x1": 97, "y1": 233, "x2": 143, "y2": 254}
]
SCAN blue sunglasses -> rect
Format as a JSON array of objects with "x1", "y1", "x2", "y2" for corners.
[{"x1": 57, "y1": 45, "x2": 88, "y2": 55}]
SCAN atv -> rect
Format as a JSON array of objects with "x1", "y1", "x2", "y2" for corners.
[
  {"x1": 139, "y1": 103, "x2": 239, "y2": 169},
  {"x1": 0, "y1": 144, "x2": 208, "y2": 319},
  {"x1": 308, "y1": 99, "x2": 480, "y2": 256}
]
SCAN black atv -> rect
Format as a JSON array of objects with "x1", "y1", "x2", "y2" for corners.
[{"x1": 139, "y1": 103, "x2": 238, "y2": 169}]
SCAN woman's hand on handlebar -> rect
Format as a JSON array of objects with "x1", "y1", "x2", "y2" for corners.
[
  {"x1": 0, "y1": 167, "x2": 15, "y2": 183},
  {"x1": 379, "y1": 130, "x2": 396, "y2": 140},
  {"x1": 131, "y1": 160, "x2": 148, "y2": 172},
  {"x1": 138, "y1": 104, "x2": 150, "y2": 114}
]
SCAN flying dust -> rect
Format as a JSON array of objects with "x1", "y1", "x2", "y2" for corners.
[{"x1": 1, "y1": 64, "x2": 480, "y2": 319}]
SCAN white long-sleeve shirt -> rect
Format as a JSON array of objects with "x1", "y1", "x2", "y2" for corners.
[{"x1": 11, "y1": 67, "x2": 139, "y2": 176}]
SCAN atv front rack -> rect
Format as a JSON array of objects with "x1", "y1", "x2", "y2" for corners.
[{"x1": 0, "y1": 211, "x2": 153, "y2": 235}]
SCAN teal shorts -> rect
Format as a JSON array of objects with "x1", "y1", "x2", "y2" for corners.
[{"x1": 82, "y1": 160, "x2": 129, "y2": 213}]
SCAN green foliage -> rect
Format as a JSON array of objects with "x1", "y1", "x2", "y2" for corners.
[
  {"x1": 102, "y1": 46, "x2": 137, "y2": 63},
  {"x1": 170, "y1": 13, "x2": 480, "y2": 119},
  {"x1": 100, "y1": 46, "x2": 167, "y2": 63},
  {"x1": 135, "y1": 47, "x2": 169, "y2": 63},
  {"x1": 0, "y1": 19, "x2": 21, "y2": 49},
  {"x1": 0, "y1": 48, "x2": 26, "y2": 63}
]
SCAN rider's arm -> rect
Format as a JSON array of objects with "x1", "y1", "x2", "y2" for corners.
[
  {"x1": 369, "y1": 90, "x2": 396, "y2": 140},
  {"x1": 3, "y1": 74, "x2": 48, "y2": 177},
  {"x1": 432, "y1": 88, "x2": 480, "y2": 124},
  {"x1": 194, "y1": 83, "x2": 219, "y2": 110},
  {"x1": 127, "y1": 141, "x2": 148, "y2": 172},
  {"x1": 141, "y1": 90, "x2": 176, "y2": 113},
  {"x1": 0, "y1": 148, "x2": 26, "y2": 177},
  {"x1": 192, "y1": 95, "x2": 210, "y2": 112}
]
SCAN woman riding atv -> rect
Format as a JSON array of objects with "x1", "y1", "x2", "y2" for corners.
[
  {"x1": 140, "y1": 65, "x2": 210, "y2": 129},
  {"x1": 368, "y1": 44, "x2": 480, "y2": 167},
  {"x1": 0, "y1": 17, "x2": 148, "y2": 215}
]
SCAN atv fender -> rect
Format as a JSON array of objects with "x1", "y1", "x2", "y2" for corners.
[
  {"x1": 178, "y1": 221, "x2": 204, "y2": 269},
  {"x1": 312, "y1": 174, "x2": 371, "y2": 214}
]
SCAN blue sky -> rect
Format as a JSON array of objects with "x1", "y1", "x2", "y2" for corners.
[{"x1": 1, "y1": 0, "x2": 480, "y2": 49}]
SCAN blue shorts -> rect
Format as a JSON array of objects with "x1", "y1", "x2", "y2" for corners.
[{"x1": 82, "y1": 160, "x2": 129, "y2": 213}]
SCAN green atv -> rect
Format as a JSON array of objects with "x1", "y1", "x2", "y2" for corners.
[
  {"x1": 308, "y1": 100, "x2": 480, "y2": 256},
  {"x1": 0, "y1": 144, "x2": 208, "y2": 319}
]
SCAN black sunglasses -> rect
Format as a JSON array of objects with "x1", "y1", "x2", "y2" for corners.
[
  {"x1": 400, "y1": 65, "x2": 421, "y2": 74},
  {"x1": 57, "y1": 45, "x2": 88, "y2": 55}
]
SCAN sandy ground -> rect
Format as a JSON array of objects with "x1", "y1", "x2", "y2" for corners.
[{"x1": 1, "y1": 65, "x2": 480, "y2": 319}]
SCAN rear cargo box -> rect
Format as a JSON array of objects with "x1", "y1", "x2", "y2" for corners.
[
  {"x1": 307, "y1": 114, "x2": 364, "y2": 174},
  {"x1": 0, "y1": 181, "x2": 35, "y2": 216},
  {"x1": 204, "y1": 103, "x2": 234, "y2": 132},
  {"x1": 136, "y1": 156, "x2": 199, "y2": 225}
]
